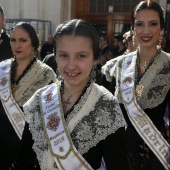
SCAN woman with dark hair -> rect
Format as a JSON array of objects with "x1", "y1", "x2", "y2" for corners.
[
  {"x1": 102, "y1": 0, "x2": 170, "y2": 169},
  {"x1": 10, "y1": 19, "x2": 126, "y2": 170},
  {"x1": 0, "y1": 22, "x2": 56, "y2": 170}
]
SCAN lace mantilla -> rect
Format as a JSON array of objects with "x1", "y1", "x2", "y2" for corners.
[
  {"x1": 110, "y1": 51, "x2": 170, "y2": 110},
  {"x1": 24, "y1": 82, "x2": 126, "y2": 170}
]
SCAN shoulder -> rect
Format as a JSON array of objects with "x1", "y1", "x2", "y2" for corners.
[
  {"x1": 102, "y1": 51, "x2": 137, "y2": 81},
  {"x1": 0, "y1": 58, "x2": 13, "y2": 67},
  {"x1": 36, "y1": 59, "x2": 55, "y2": 72},
  {"x1": 43, "y1": 53, "x2": 55, "y2": 62},
  {"x1": 92, "y1": 83, "x2": 118, "y2": 102}
]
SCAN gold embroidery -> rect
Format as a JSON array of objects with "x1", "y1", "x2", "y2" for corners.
[
  {"x1": 11, "y1": 84, "x2": 20, "y2": 94},
  {"x1": 12, "y1": 112, "x2": 23, "y2": 123},
  {"x1": 136, "y1": 84, "x2": 144, "y2": 97}
]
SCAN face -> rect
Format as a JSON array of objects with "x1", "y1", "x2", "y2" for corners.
[
  {"x1": 10, "y1": 27, "x2": 34, "y2": 60},
  {"x1": 99, "y1": 37, "x2": 107, "y2": 48},
  {"x1": 56, "y1": 35, "x2": 96, "y2": 87},
  {"x1": 133, "y1": 9, "x2": 163, "y2": 48},
  {"x1": 113, "y1": 39, "x2": 119, "y2": 51},
  {"x1": 0, "y1": 12, "x2": 5, "y2": 31}
]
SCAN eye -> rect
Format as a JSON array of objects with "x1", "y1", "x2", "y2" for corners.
[
  {"x1": 150, "y1": 22, "x2": 158, "y2": 26},
  {"x1": 57, "y1": 53, "x2": 68, "y2": 58},
  {"x1": 10, "y1": 38, "x2": 16, "y2": 42},
  {"x1": 135, "y1": 22, "x2": 143, "y2": 27},
  {"x1": 78, "y1": 54, "x2": 86, "y2": 59},
  {"x1": 19, "y1": 38, "x2": 27, "y2": 42}
]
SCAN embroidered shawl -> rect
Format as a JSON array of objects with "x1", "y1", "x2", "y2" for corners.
[
  {"x1": 12, "y1": 59, "x2": 57, "y2": 107},
  {"x1": 23, "y1": 82, "x2": 126, "y2": 170},
  {"x1": 102, "y1": 50, "x2": 170, "y2": 110}
]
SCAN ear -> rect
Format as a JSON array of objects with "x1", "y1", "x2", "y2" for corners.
[
  {"x1": 160, "y1": 29, "x2": 164, "y2": 35},
  {"x1": 93, "y1": 60, "x2": 98, "y2": 65},
  {"x1": 2, "y1": 17, "x2": 6, "y2": 24}
]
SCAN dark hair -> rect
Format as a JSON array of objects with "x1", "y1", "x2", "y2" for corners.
[
  {"x1": 0, "y1": 4, "x2": 4, "y2": 17},
  {"x1": 100, "y1": 35, "x2": 109, "y2": 44},
  {"x1": 114, "y1": 35, "x2": 124, "y2": 42},
  {"x1": 132, "y1": 0, "x2": 165, "y2": 30},
  {"x1": 53, "y1": 19, "x2": 100, "y2": 60},
  {"x1": 11, "y1": 22, "x2": 39, "y2": 52}
]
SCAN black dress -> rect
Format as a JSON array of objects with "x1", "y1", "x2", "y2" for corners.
[{"x1": 0, "y1": 30, "x2": 13, "y2": 62}]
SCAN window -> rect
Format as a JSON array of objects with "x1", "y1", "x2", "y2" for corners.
[{"x1": 89, "y1": 0, "x2": 140, "y2": 13}]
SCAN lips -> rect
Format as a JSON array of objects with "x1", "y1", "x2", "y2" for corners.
[
  {"x1": 15, "y1": 51, "x2": 22, "y2": 54},
  {"x1": 141, "y1": 36, "x2": 152, "y2": 42}
]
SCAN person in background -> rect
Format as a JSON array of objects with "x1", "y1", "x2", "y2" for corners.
[
  {"x1": 123, "y1": 30, "x2": 138, "y2": 54},
  {"x1": 97, "y1": 35, "x2": 113, "y2": 84},
  {"x1": 101, "y1": 30, "x2": 138, "y2": 89},
  {"x1": 98, "y1": 35, "x2": 113, "y2": 66},
  {"x1": 0, "y1": 4, "x2": 13, "y2": 62},
  {"x1": 40, "y1": 34, "x2": 54, "y2": 60},
  {"x1": 0, "y1": 22, "x2": 56, "y2": 170},
  {"x1": 43, "y1": 53, "x2": 57, "y2": 74},
  {"x1": 10, "y1": 19, "x2": 126, "y2": 170},
  {"x1": 102, "y1": 0, "x2": 170, "y2": 169},
  {"x1": 112, "y1": 34, "x2": 126, "y2": 58}
]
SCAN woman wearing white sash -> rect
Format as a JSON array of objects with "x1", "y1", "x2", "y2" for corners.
[
  {"x1": 0, "y1": 22, "x2": 57, "y2": 170},
  {"x1": 102, "y1": 1, "x2": 170, "y2": 170},
  {"x1": 10, "y1": 19, "x2": 127, "y2": 170}
]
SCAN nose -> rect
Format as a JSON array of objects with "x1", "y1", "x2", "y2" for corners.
[
  {"x1": 14, "y1": 41, "x2": 21, "y2": 48},
  {"x1": 67, "y1": 57, "x2": 77, "y2": 70},
  {"x1": 143, "y1": 25, "x2": 150, "y2": 34}
]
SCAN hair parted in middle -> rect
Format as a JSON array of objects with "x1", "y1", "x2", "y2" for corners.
[{"x1": 53, "y1": 19, "x2": 100, "y2": 60}]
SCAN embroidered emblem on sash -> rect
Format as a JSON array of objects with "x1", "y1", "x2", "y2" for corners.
[
  {"x1": 127, "y1": 61, "x2": 132, "y2": 67},
  {"x1": 47, "y1": 112, "x2": 60, "y2": 131},
  {"x1": 123, "y1": 76, "x2": 132, "y2": 86},
  {"x1": 0, "y1": 77, "x2": 7, "y2": 86},
  {"x1": 45, "y1": 91, "x2": 53, "y2": 102}
]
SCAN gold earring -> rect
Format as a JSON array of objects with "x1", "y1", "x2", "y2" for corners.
[
  {"x1": 31, "y1": 49, "x2": 35, "y2": 56},
  {"x1": 158, "y1": 33, "x2": 163, "y2": 47}
]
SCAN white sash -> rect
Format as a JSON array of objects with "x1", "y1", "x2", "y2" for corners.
[
  {"x1": 0, "y1": 59, "x2": 25, "y2": 139},
  {"x1": 40, "y1": 83, "x2": 93, "y2": 170},
  {"x1": 121, "y1": 55, "x2": 170, "y2": 170}
]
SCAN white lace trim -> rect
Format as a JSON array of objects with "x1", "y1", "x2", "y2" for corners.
[{"x1": 24, "y1": 82, "x2": 126, "y2": 170}]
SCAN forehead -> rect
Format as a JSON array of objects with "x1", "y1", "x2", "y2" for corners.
[
  {"x1": 56, "y1": 35, "x2": 92, "y2": 50},
  {"x1": 57, "y1": 35, "x2": 91, "y2": 44},
  {"x1": 135, "y1": 9, "x2": 159, "y2": 21},
  {"x1": 11, "y1": 27, "x2": 30, "y2": 37}
]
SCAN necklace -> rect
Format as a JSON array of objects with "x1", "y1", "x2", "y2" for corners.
[
  {"x1": 61, "y1": 84, "x2": 82, "y2": 110},
  {"x1": 142, "y1": 61, "x2": 147, "y2": 71},
  {"x1": 135, "y1": 47, "x2": 161, "y2": 97}
]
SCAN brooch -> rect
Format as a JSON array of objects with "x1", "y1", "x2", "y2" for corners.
[{"x1": 136, "y1": 84, "x2": 144, "y2": 97}]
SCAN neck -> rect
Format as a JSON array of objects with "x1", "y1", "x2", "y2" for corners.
[
  {"x1": 15, "y1": 57, "x2": 35, "y2": 79},
  {"x1": 138, "y1": 46, "x2": 158, "y2": 63},
  {"x1": 64, "y1": 79, "x2": 89, "y2": 95}
]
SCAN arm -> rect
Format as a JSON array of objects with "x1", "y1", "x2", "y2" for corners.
[
  {"x1": 102, "y1": 127, "x2": 126, "y2": 170},
  {"x1": 10, "y1": 123, "x2": 40, "y2": 170}
]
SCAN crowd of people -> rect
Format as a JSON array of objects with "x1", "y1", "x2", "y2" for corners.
[{"x1": 0, "y1": 0, "x2": 169, "y2": 170}]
